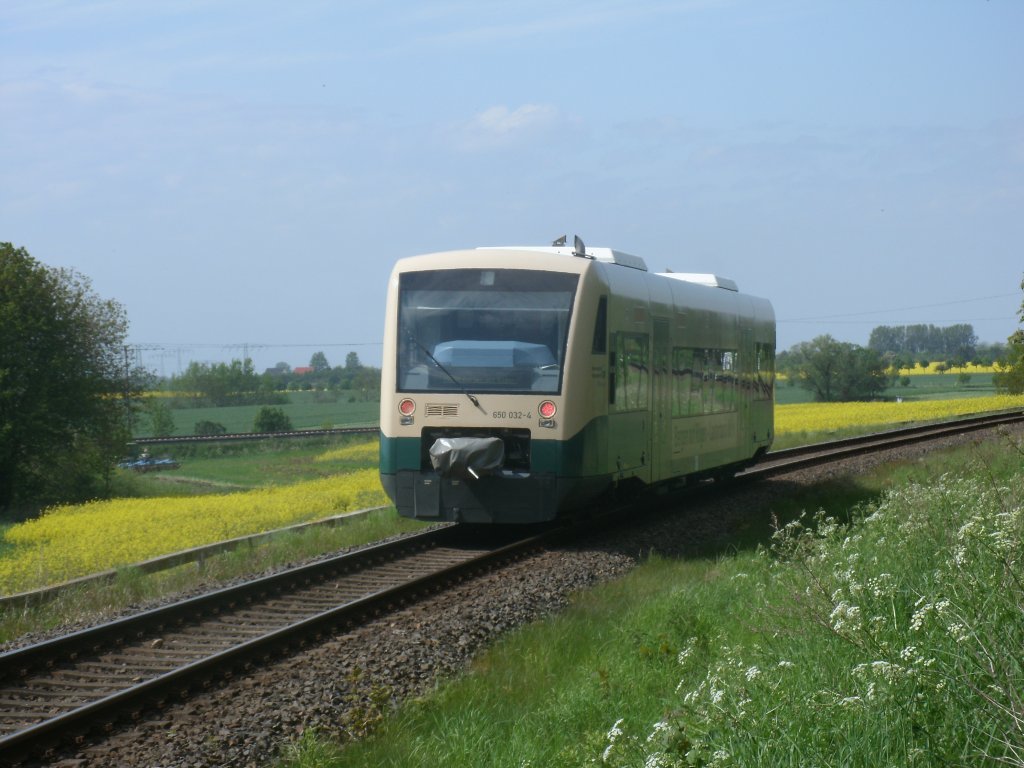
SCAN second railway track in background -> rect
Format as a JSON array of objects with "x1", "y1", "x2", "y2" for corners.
[{"x1": 1, "y1": 410, "x2": 1022, "y2": 764}]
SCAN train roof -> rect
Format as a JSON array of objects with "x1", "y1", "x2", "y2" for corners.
[
  {"x1": 479, "y1": 246, "x2": 739, "y2": 291},
  {"x1": 657, "y1": 272, "x2": 739, "y2": 292},
  {"x1": 477, "y1": 245, "x2": 648, "y2": 271},
  {"x1": 400, "y1": 245, "x2": 742, "y2": 293}
]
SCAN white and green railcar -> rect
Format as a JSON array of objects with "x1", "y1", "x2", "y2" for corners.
[{"x1": 379, "y1": 242, "x2": 775, "y2": 524}]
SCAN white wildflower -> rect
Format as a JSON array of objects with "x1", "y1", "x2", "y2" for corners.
[
  {"x1": 910, "y1": 601, "x2": 932, "y2": 631},
  {"x1": 867, "y1": 573, "x2": 894, "y2": 598},
  {"x1": 745, "y1": 665, "x2": 761, "y2": 681},
  {"x1": 830, "y1": 601, "x2": 862, "y2": 632},
  {"x1": 646, "y1": 721, "x2": 670, "y2": 743},
  {"x1": 677, "y1": 638, "x2": 698, "y2": 667},
  {"x1": 602, "y1": 718, "x2": 624, "y2": 763},
  {"x1": 947, "y1": 622, "x2": 969, "y2": 643}
]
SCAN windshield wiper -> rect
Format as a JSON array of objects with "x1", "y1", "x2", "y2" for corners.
[{"x1": 405, "y1": 332, "x2": 486, "y2": 413}]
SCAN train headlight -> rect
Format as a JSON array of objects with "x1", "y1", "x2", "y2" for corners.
[
  {"x1": 399, "y1": 398, "x2": 416, "y2": 425},
  {"x1": 538, "y1": 400, "x2": 557, "y2": 428}
]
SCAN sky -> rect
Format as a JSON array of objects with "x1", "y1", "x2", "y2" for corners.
[{"x1": 2, "y1": 0, "x2": 1022, "y2": 375}]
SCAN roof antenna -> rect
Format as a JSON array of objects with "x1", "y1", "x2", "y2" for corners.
[
  {"x1": 551, "y1": 234, "x2": 566, "y2": 247},
  {"x1": 573, "y1": 235, "x2": 588, "y2": 258}
]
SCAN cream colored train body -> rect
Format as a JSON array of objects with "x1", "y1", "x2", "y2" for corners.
[{"x1": 379, "y1": 244, "x2": 775, "y2": 523}]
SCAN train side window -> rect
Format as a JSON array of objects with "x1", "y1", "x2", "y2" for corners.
[
  {"x1": 755, "y1": 342, "x2": 775, "y2": 400},
  {"x1": 672, "y1": 348, "x2": 693, "y2": 417},
  {"x1": 610, "y1": 333, "x2": 649, "y2": 411},
  {"x1": 592, "y1": 296, "x2": 607, "y2": 354}
]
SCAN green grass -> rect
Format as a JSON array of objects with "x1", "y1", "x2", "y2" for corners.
[
  {"x1": 281, "y1": 432, "x2": 1024, "y2": 767},
  {"x1": 114, "y1": 434, "x2": 379, "y2": 495},
  {"x1": 135, "y1": 391, "x2": 380, "y2": 438}
]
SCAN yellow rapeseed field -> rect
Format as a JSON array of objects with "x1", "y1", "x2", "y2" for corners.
[
  {"x1": 895, "y1": 362, "x2": 1002, "y2": 376},
  {"x1": 775, "y1": 394, "x2": 1024, "y2": 436},
  {"x1": 0, "y1": 469, "x2": 387, "y2": 595},
  {"x1": 314, "y1": 439, "x2": 379, "y2": 464}
]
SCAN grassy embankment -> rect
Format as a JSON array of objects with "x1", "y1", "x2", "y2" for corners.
[{"x1": 281, "y1": 426, "x2": 1024, "y2": 768}]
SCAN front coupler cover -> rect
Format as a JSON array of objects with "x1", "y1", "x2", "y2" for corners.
[{"x1": 429, "y1": 436, "x2": 505, "y2": 480}]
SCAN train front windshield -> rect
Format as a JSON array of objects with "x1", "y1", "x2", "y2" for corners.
[{"x1": 397, "y1": 268, "x2": 579, "y2": 394}]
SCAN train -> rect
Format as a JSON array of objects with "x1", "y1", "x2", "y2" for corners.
[{"x1": 379, "y1": 237, "x2": 775, "y2": 524}]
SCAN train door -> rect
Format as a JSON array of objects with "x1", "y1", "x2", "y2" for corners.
[
  {"x1": 652, "y1": 318, "x2": 672, "y2": 481},
  {"x1": 740, "y1": 325, "x2": 753, "y2": 453}
]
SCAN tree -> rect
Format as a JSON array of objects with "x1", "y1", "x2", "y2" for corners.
[
  {"x1": 787, "y1": 335, "x2": 891, "y2": 402},
  {"x1": 170, "y1": 357, "x2": 278, "y2": 406},
  {"x1": 144, "y1": 398, "x2": 176, "y2": 437},
  {"x1": 309, "y1": 351, "x2": 330, "y2": 372},
  {"x1": 345, "y1": 351, "x2": 361, "y2": 369},
  {"x1": 253, "y1": 406, "x2": 293, "y2": 433},
  {"x1": 0, "y1": 243, "x2": 137, "y2": 512},
  {"x1": 994, "y1": 276, "x2": 1024, "y2": 395}
]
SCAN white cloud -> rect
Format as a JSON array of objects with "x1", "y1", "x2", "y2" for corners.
[{"x1": 450, "y1": 103, "x2": 566, "y2": 151}]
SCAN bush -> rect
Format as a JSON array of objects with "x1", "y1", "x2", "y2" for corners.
[
  {"x1": 253, "y1": 407, "x2": 293, "y2": 433},
  {"x1": 194, "y1": 420, "x2": 228, "y2": 436}
]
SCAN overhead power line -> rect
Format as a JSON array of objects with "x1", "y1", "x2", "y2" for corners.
[
  {"x1": 782, "y1": 293, "x2": 1018, "y2": 323},
  {"x1": 781, "y1": 315, "x2": 1017, "y2": 325}
]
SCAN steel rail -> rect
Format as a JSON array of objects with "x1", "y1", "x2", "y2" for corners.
[
  {"x1": 130, "y1": 425, "x2": 379, "y2": 446},
  {"x1": 749, "y1": 409, "x2": 1024, "y2": 479}
]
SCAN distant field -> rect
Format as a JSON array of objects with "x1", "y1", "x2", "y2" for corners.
[
  {"x1": 775, "y1": 372, "x2": 996, "y2": 405},
  {"x1": 135, "y1": 391, "x2": 380, "y2": 438}
]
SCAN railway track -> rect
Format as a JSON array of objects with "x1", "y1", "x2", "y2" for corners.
[
  {"x1": 130, "y1": 425, "x2": 378, "y2": 446},
  {"x1": 1, "y1": 410, "x2": 1021, "y2": 764},
  {"x1": 0, "y1": 525, "x2": 554, "y2": 764}
]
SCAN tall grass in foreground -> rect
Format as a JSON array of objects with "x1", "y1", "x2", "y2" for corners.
[{"x1": 292, "y1": 436, "x2": 1024, "y2": 767}]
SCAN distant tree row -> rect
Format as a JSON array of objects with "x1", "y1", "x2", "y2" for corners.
[
  {"x1": 163, "y1": 351, "x2": 381, "y2": 407},
  {"x1": 867, "y1": 323, "x2": 981, "y2": 365},
  {"x1": 168, "y1": 359, "x2": 286, "y2": 407},
  {"x1": 782, "y1": 314, "x2": 1023, "y2": 402},
  {"x1": 263, "y1": 351, "x2": 381, "y2": 398}
]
